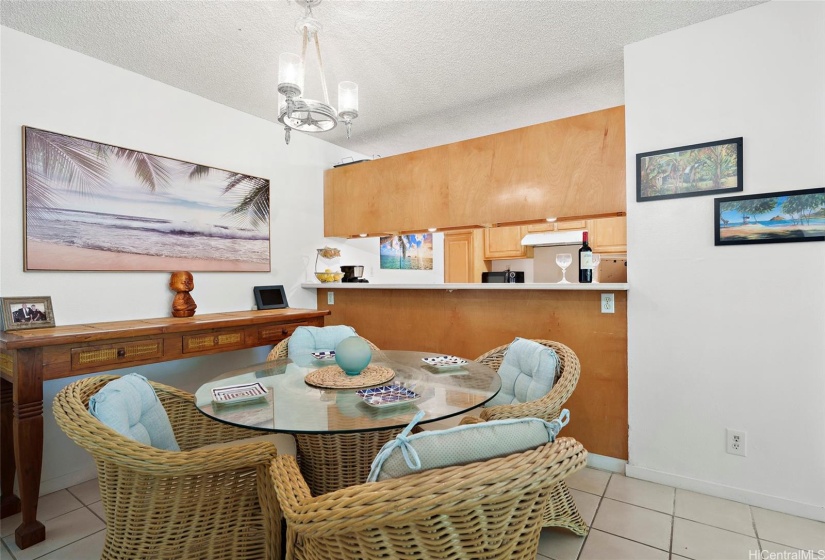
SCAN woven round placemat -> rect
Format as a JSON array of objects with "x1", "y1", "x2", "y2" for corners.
[{"x1": 305, "y1": 364, "x2": 395, "y2": 389}]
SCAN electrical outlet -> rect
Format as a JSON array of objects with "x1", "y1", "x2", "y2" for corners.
[
  {"x1": 327, "y1": 291, "x2": 334, "y2": 305},
  {"x1": 601, "y1": 293, "x2": 615, "y2": 313},
  {"x1": 726, "y1": 428, "x2": 747, "y2": 456}
]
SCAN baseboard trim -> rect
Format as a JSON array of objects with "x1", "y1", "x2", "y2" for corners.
[
  {"x1": 38, "y1": 466, "x2": 98, "y2": 497},
  {"x1": 587, "y1": 453, "x2": 627, "y2": 473},
  {"x1": 625, "y1": 464, "x2": 825, "y2": 522}
]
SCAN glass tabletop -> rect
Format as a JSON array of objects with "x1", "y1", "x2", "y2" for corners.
[{"x1": 194, "y1": 350, "x2": 501, "y2": 434}]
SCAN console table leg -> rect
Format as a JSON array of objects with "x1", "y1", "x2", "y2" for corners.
[
  {"x1": 1, "y1": 377, "x2": 21, "y2": 518},
  {"x1": 12, "y1": 349, "x2": 45, "y2": 549}
]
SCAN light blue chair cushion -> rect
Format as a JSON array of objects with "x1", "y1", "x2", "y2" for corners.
[
  {"x1": 367, "y1": 409, "x2": 569, "y2": 482},
  {"x1": 487, "y1": 337, "x2": 559, "y2": 407},
  {"x1": 287, "y1": 325, "x2": 357, "y2": 357},
  {"x1": 88, "y1": 373, "x2": 180, "y2": 451}
]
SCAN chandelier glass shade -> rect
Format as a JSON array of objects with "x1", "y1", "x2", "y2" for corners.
[{"x1": 277, "y1": 0, "x2": 358, "y2": 144}]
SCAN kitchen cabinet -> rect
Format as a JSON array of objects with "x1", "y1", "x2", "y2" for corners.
[
  {"x1": 523, "y1": 223, "x2": 554, "y2": 233},
  {"x1": 324, "y1": 145, "x2": 450, "y2": 237},
  {"x1": 444, "y1": 230, "x2": 489, "y2": 283},
  {"x1": 482, "y1": 226, "x2": 533, "y2": 260},
  {"x1": 524, "y1": 220, "x2": 588, "y2": 233},
  {"x1": 324, "y1": 106, "x2": 625, "y2": 238},
  {"x1": 587, "y1": 216, "x2": 627, "y2": 254}
]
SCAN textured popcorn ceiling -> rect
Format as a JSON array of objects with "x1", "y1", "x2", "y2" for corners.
[{"x1": 1, "y1": 0, "x2": 763, "y2": 157}]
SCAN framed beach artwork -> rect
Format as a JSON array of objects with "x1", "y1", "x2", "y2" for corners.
[
  {"x1": 379, "y1": 234, "x2": 434, "y2": 270},
  {"x1": 715, "y1": 188, "x2": 825, "y2": 246},
  {"x1": 1, "y1": 296, "x2": 55, "y2": 331},
  {"x1": 23, "y1": 126, "x2": 270, "y2": 271},
  {"x1": 637, "y1": 137, "x2": 743, "y2": 202}
]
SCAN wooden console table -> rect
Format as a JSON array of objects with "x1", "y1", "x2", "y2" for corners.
[{"x1": 0, "y1": 308, "x2": 329, "y2": 549}]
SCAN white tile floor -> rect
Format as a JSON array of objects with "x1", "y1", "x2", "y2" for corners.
[{"x1": 1, "y1": 467, "x2": 823, "y2": 560}]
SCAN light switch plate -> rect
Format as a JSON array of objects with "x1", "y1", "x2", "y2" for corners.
[{"x1": 327, "y1": 291, "x2": 334, "y2": 305}]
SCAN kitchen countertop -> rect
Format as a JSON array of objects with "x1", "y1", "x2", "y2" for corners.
[{"x1": 301, "y1": 282, "x2": 628, "y2": 291}]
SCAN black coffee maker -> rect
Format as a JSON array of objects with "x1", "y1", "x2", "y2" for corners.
[{"x1": 341, "y1": 265, "x2": 369, "y2": 283}]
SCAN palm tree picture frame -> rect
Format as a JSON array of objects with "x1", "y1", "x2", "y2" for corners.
[
  {"x1": 22, "y1": 126, "x2": 270, "y2": 271},
  {"x1": 636, "y1": 137, "x2": 743, "y2": 202},
  {"x1": 715, "y1": 188, "x2": 825, "y2": 246},
  {"x1": 379, "y1": 234, "x2": 434, "y2": 270}
]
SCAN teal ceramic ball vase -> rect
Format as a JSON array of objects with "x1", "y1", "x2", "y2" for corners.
[{"x1": 334, "y1": 336, "x2": 372, "y2": 376}]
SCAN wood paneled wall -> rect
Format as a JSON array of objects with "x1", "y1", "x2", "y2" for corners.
[{"x1": 316, "y1": 288, "x2": 628, "y2": 459}]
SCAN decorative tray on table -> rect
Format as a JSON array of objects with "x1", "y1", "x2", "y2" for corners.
[
  {"x1": 356, "y1": 384, "x2": 421, "y2": 408},
  {"x1": 211, "y1": 382, "x2": 268, "y2": 405},
  {"x1": 421, "y1": 355, "x2": 469, "y2": 371}
]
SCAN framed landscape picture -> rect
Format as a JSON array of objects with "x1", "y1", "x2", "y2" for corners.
[
  {"x1": 379, "y1": 234, "x2": 434, "y2": 270},
  {"x1": 637, "y1": 137, "x2": 743, "y2": 202},
  {"x1": 23, "y1": 126, "x2": 271, "y2": 271},
  {"x1": 715, "y1": 188, "x2": 825, "y2": 246},
  {"x1": 1, "y1": 296, "x2": 55, "y2": 331}
]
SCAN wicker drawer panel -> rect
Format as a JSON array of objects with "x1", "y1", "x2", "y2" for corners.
[
  {"x1": 183, "y1": 331, "x2": 245, "y2": 354},
  {"x1": 257, "y1": 322, "x2": 309, "y2": 343},
  {"x1": 71, "y1": 340, "x2": 163, "y2": 370}
]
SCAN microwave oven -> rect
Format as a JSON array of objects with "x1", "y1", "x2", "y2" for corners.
[{"x1": 481, "y1": 271, "x2": 524, "y2": 283}]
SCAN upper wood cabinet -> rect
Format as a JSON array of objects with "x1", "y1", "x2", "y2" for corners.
[
  {"x1": 483, "y1": 226, "x2": 533, "y2": 260},
  {"x1": 324, "y1": 106, "x2": 626, "y2": 238},
  {"x1": 524, "y1": 220, "x2": 589, "y2": 234},
  {"x1": 587, "y1": 216, "x2": 627, "y2": 254},
  {"x1": 325, "y1": 145, "x2": 450, "y2": 236}
]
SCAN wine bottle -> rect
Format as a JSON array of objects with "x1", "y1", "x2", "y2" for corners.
[{"x1": 579, "y1": 231, "x2": 593, "y2": 283}]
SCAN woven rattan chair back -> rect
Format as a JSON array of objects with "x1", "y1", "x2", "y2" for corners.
[
  {"x1": 474, "y1": 339, "x2": 580, "y2": 422},
  {"x1": 271, "y1": 437, "x2": 587, "y2": 560},
  {"x1": 53, "y1": 375, "x2": 282, "y2": 560},
  {"x1": 267, "y1": 332, "x2": 379, "y2": 361}
]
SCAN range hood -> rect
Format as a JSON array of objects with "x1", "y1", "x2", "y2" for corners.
[{"x1": 521, "y1": 230, "x2": 586, "y2": 247}]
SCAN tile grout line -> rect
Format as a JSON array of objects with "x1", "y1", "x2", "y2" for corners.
[
  {"x1": 669, "y1": 487, "x2": 677, "y2": 558},
  {"x1": 573, "y1": 472, "x2": 611, "y2": 560},
  {"x1": 589, "y1": 527, "x2": 672, "y2": 555},
  {"x1": 750, "y1": 505, "x2": 763, "y2": 554}
]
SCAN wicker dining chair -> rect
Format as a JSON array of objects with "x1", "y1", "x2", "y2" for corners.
[
  {"x1": 460, "y1": 339, "x2": 588, "y2": 535},
  {"x1": 271, "y1": 437, "x2": 587, "y2": 560},
  {"x1": 53, "y1": 375, "x2": 282, "y2": 560},
  {"x1": 266, "y1": 333, "x2": 380, "y2": 361}
]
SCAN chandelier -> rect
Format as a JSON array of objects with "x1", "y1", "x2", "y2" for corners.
[{"x1": 277, "y1": 0, "x2": 358, "y2": 145}]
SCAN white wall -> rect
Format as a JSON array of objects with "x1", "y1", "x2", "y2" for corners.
[
  {"x1": 625, "y1": 1, "x2": 824, "y2": 521},
  {"x1": 0, "y1": 27, "x2": 363, "y2": 492}
]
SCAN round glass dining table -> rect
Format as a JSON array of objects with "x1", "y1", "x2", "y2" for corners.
[{"x1": 194, "y1": 350, "x2": 501, "y2": 495}]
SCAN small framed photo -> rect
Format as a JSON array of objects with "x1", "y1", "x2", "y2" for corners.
[
  {"x1": 637, "y1": 137, "x2": 743, "y2": 202},
  {"x1": 1, "y1": 296, "x2": 55, "y2": 331},
  {"x1": 715, "y1": 187, "x2": 825, "y2": 246},
  {"x1": 253, "y1": 285, "x2": 288, "y2": 310}
]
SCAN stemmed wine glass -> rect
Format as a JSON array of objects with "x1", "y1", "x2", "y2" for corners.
[
  {"x1": 591, "y1": 253, "x2": 602, "y2": 283},
  {"x1": 555, "y1": 253, "x2": 573, "y2": 284}
]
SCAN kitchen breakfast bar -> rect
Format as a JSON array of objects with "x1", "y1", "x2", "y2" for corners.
[{"x1": 302, "y1": 282, "x2": 629, "y2": 461}]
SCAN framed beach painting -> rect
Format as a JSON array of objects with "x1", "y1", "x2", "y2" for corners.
[
  {"x1": 1, "y1": 296, "x2": 55, "y2": 331},
  {"x1": 379, "y1": 234, "x2": 434, "y2": 270},
  {"x1": 23, "y1": 126, "x2": 270, "y2": 271},
  {"x1": 715, "y1": 188, "x2": 825, "y2": 246},
  {"x1": 637, "y1": 137, "x2": 743, "y2": 202}
]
